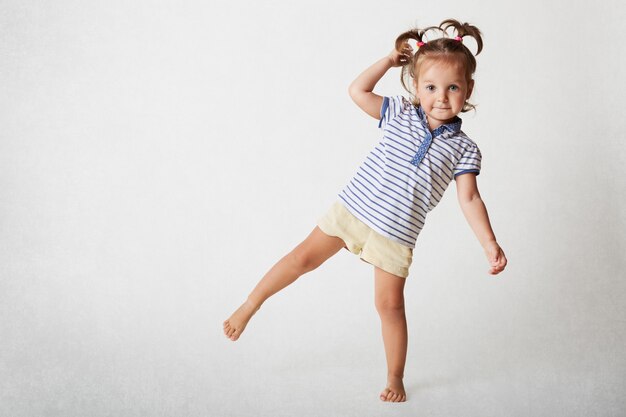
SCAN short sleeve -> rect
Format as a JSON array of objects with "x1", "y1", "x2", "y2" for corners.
[
  {"x1": 453, "y1": 142, "x2": 482, "y2": 179},
  {"x1": 377, "y1": 95, "x2": 409, "y2": 129}
]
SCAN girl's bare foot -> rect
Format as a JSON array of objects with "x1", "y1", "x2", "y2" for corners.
[
  {"x1": 224, "y1": 300, "x2": 260, "y2": 341},
  {"x1": 380, "y1": 375, "x2": 407, "y2": 402},
  {"x1": 223, "y1": 299, "x2": 260, "y2": 341}
]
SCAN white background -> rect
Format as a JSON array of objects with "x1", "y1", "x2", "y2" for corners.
[{"x1": 1, "y1": 0, "x2": 625, "y2": 416}]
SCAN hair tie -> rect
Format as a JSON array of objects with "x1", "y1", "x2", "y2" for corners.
[
  {"x1": 417, "y1": 41, "x2": 425, "y2": 47},
  {"x1": 454, "y1": 36, "x2": 463, "y2": 42}
]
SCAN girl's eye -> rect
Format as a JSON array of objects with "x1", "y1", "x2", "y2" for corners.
[
  {"x1": 426, "y1": 85, "x2": 435, "y2": 91},
  {"x1": 449, "y1": 85, "x2": 459, "y2": 91}
]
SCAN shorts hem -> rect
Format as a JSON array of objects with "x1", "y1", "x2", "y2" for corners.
[
  {"x1": 360, "y1": 252, "x2": 409, "y2": 278},
  {"x1": 317, "y1": 221, "x2": 353, "y2": 252}
]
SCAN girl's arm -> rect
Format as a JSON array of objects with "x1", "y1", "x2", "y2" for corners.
[
  {"x1": 348, "y1": 44, "x2": 413, "y2": 119},
  {"x1": 455, "y1": 173, "x2": 508, "y2": 275}
]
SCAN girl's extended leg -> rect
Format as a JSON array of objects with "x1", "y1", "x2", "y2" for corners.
[
  {"x1": 374, "y1": 266, "x2": 408, "y2": 402},
  {"x1": 223, "y1": 226, "x2": 346, "y2": 341}
]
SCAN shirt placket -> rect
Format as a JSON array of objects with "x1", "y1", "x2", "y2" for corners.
[{"x1": 410, "y1": 131, "x2": 433, "y2": 167}]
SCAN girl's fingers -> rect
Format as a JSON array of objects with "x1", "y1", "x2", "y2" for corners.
[{"x1": 487, "y1": 248, "x2": 506, "y2": 274}]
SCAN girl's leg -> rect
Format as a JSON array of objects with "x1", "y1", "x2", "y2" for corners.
[
  {"x1": 223, "y1": 226, "x2": 346, "y2": 341},
  {"x1": 374, "y1": 266, "x2": 408, "y2": 402}
]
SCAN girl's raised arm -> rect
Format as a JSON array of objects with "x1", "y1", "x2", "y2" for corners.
[{"x1": 348, "y1": 45, "x2": 412, "y2": 120}]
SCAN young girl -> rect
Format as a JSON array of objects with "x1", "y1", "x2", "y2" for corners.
[{"x1": 223, "y1": 19, "x2": 508, "y2": 403}]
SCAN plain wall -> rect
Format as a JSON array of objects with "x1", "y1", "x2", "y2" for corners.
[{"x1": 1, "y1": 0, "x2": 625, "y2": 416}]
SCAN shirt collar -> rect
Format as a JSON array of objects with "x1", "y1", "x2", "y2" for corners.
[{"x1": 416, "y1": 105, "x2": 462, "y2": 137}]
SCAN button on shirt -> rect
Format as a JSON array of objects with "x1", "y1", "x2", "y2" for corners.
[{"x1": 338, "y1": 95, "x2": 482, "y2": 248}]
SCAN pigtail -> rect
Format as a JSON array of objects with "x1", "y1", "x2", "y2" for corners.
[
  {"x1": 394, "y1": 29, "x2": 422, "y2": 54},
  {"x1": 439, "y1": 19, "x2": 483, "y2": 55},
  {"x1": 394, "y1": 25, "x2": 441, "y2": 97},
  {"x1": 395, "y1": 29, "x2": 421, "y2": 99}
]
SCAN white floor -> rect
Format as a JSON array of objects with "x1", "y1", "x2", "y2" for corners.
[{"x1": 4, "y1": 246, "x2": 624, "y2": 417}]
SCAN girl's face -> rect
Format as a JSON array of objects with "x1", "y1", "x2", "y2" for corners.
[{"x1": 413, "y1": 58, "x2": 474, "y2": 131}]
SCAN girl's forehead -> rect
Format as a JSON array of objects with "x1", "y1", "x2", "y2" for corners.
[
  {"x1": 417, "y1": 58, "x2": 466, "y2": 78},
  {"x1": 419, "y1": 56, "x2": 465, "y2": 72}
]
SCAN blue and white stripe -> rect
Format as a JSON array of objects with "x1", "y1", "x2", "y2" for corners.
[{"x1": 338, "y1": 95, "x2": 482, "y2": 248}]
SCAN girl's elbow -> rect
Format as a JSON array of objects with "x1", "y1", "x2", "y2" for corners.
[
  {"x1": 348, "y1": 84, "x2": 362, "y2": 99},
  {"x1": 458, "y1": 192, "x2": 481, "y2": 205}
]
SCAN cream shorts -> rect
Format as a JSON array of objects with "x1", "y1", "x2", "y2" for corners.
[{"x1": 317, "y1": 201, "x2": 413, "y2": 278}]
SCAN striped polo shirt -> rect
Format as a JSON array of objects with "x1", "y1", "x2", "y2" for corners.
[{"x1": 338, "y1": 95, "x2": 482, "y2": 248}]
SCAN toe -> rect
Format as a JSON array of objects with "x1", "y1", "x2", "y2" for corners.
[
  {"x1": 386, "y1": 390, "x2": 395, "y2": 401},
  {"x1": 380, "y1": 388, "x2": 390, "y2": 401}
]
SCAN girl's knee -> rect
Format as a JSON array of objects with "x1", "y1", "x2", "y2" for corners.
[
  {"x1": 287, "y1": 247, "x2": 319, "y2": 274},
  {"x1": 375, "y1": 296, "x2": 405, "y2": 315}
]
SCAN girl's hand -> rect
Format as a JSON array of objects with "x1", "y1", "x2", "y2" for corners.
[
  {"x1": 483, "y1": 241, "x2": 507, "y2": 275},
  {"x1": 387, "y1": 43, "x2": 413, "y2": 67}
]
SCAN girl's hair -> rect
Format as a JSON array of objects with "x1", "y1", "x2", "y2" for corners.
[{"x1": 395, "y1": 19, "x2": 483, "y2": 112}]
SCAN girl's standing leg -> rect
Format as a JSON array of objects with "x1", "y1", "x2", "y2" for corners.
[
  {"x1": 374, "y1": 266, "x2": 408, "y2": 402},
  {"x1": 223, "y1": 226, "x2": 346, "y2": 341}
]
